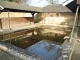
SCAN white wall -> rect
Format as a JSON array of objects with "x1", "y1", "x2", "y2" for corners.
[
  {"x1": 36, "y1": 13, "x2": 80, "y2": 27},
  {"x1": 0, "y1": 12, "x2": 32, "y2": 18}
]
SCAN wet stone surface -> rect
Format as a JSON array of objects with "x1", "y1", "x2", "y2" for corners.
[
  {"x1": 0, "y1": 41, "x2": 47, "y2": 60},
  {"x1": 0, "y1": 49, "x2": 22, "y2": 60},
  {"x1": 0, "y1": 40, "x2": 73, "y2": 60},
  {"x1": 0, "y1": 28, "x2": 72, "y2": 60},
  {"x1": 58, "y1": 43, "x2": 73, "y2": 60}
]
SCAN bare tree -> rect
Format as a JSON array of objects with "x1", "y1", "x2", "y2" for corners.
[
  {"x1": 2, "y1": 0, "x2": 28, "y2": 4},
  {"x1": 18, "y1": 0, "x2": 28, "y2": 4},
  {"x1": 46, "y1": 0, "x2": 54, "y2": 4},
  {"x1": 3, "y1": 0, "x2": 13, "y2": 2}
]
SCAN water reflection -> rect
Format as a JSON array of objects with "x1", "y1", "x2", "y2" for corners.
[
  {"x1": 26, "y1": 40, "x2": 60, "y2": 59},
  {"x1": 34, "y1": 28, "x2": 71, "y2": 43},
  {"x1": 3, "y1": 28, "x2": 71, "y2": 49},
  {"x1": 5, "y1": 35, "x2": 40, "y2": 49}
]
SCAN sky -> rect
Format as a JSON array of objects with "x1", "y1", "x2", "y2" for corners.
[{"x1": 26, "y1": 0, "x2": 70, "y2": 7}]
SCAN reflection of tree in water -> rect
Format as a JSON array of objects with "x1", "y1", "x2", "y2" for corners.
[
  {"x1": 27, "y1": 41, "x2": 56, "y2": 53},
  {"x1": 26, "y1": 41, "x2": 41, "y2": 51},
  {"x1": 54, "y1": 33, "x2": 64, "y2": 42},
  {"x1": 4, "y1": 28, "x2": 71, "y2": 49},
  {"x1": 26, "y1": 28, "x2": 71, "y2": 47},
  {"x1": 44, "y1": 44, "x2": 55, "y2": 53},
  {"x1": 28, "y1": 28, "x2": 71, "y2": 44}
]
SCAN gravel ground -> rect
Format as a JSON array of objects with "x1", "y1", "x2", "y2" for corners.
[{"x1": 0, "y1": 49, "x2": 22, "y2": 60}]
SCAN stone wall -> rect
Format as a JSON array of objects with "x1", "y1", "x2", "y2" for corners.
[
  {"x1": 0, "y1": 12, "x2": 32, "y2": 18},
  {"x1": 1, "y1": 12, "x2": 80, "y2": 29},
  {"x1": 1, "y1": 17, "x2": 34, "y2": 29},
  {"x1": 0, "y1": 12, "x2": 33, "y2": 29},
  {"x1": 36, "y1": 13, "x2": 80, "y2": 27}
]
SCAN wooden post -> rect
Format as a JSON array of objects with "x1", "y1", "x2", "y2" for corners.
[
  {"x1": 8, "y1": 11, "x2": 11, "y2": 30},
  {"x1": 0, "y1": 19, "x2": 3, "y2": 41},
  {"x1": 9, "y1": 34, "x2": 11, "y2": 44},
  {"x1": 76, "y1": 13, "x2": 79, "y2": 27},
  {"x1": 0, "y1": 19, "x2": 2, "y2": 29},
  {"x1": 70, "y1": 6, "x2": 80, "y2": 42},
  {"x1": 31, "y1": 13, "x2": 35, "y2": 24}
]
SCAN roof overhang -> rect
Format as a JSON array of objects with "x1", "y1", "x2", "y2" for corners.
[
  {"x1": 0, "y1": 1, "x2": 43, "y2": 13},
  {"x1": 64, "y1": 0, "x2": 77, "y2": 13},
  {"x1": 0, "y1": 1, "x2": 72, "y2": 13},
  {"x1": 62, "y1": 0, "x2": 74, "y2": 6},
  {"x1": 0, "y1": 5, "x2": 4, "y2": 10},
  {"x1": 42, "y1": 4, "x2": 72, "y2": 12}
]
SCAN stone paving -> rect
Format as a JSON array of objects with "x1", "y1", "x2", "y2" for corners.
[
  {"x1": 0, "y1": 39, "x2": 75, "y2": 60},
  {"x1": 41, "y1": 39, "x2": 75, "y2": 60},
  {"x1": 58, "y1": 45, "x2": 73, "y2": 60},
  {"x1": 0, "y1": 23, "x2": 40, "y2": 36},
  {"x1": 0, "y1": 41, "x2": 47, "y2": 60},
  {"x1": 0, "y1": 49, "x2": 22, "y2": 60}
]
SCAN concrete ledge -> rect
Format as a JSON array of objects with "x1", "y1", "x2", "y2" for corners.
[
  {"x1": 0, "y1": 41, "x2": 46, "y2": 60},
  {"x1": 58, "y1": 40, "x2": 75, "y2": 60},
  {"x1": 0, "y1": 23, "x2": 40, "y2": 36}
]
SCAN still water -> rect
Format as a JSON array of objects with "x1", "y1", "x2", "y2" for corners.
[
  {"x1": 26, "y1": 40, "x2": 60, "y2": 60},
  {"x1": 2, "y1": 27, "x2": 71, "y2": 59},
  {"x1": 3, "y1": 28, "x2": 71, "y2": 49}
]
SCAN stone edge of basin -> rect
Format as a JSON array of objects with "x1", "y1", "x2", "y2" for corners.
[
  {"x1": 58, "y1": 40, "x2": 75, "y2": 60},
  {"x1": 0, "y1": 41, "x2": 47, "y2": 60}
]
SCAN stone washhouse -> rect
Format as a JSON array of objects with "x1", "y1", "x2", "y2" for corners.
[{"x1": 0, "y1": 0, "x2": 80, "y2": 60}]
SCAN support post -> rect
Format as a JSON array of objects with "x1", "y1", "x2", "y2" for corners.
[
  {"x1": 70, "y1": 6, "x2": 80, "y2": 42},
  {"x1": 8, "y1": 11, "x2": 11, "y2": 30},
  {"x1": 9, "y1": 34, "x2": 11, "y2": 44},
  {"x1": 0, "y1": 19, "x2": 2, "y2": 29},
  {"x1": 31, "y1": 13, "x2": 35, "y2": 24},
  {"x1": 77, "y1": 13, "x2": 79, "y2": 27}
]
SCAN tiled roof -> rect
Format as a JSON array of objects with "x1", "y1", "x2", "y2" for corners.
[
  {"x1": 42, "y1": 4, "x2": 72, "y2": 12},
  {"x1": 0, "y1": 1, "x2": 72, "y2": 13},
  {"x1": 0, "y1": 1, "x2": 43, "y2": 12}
]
